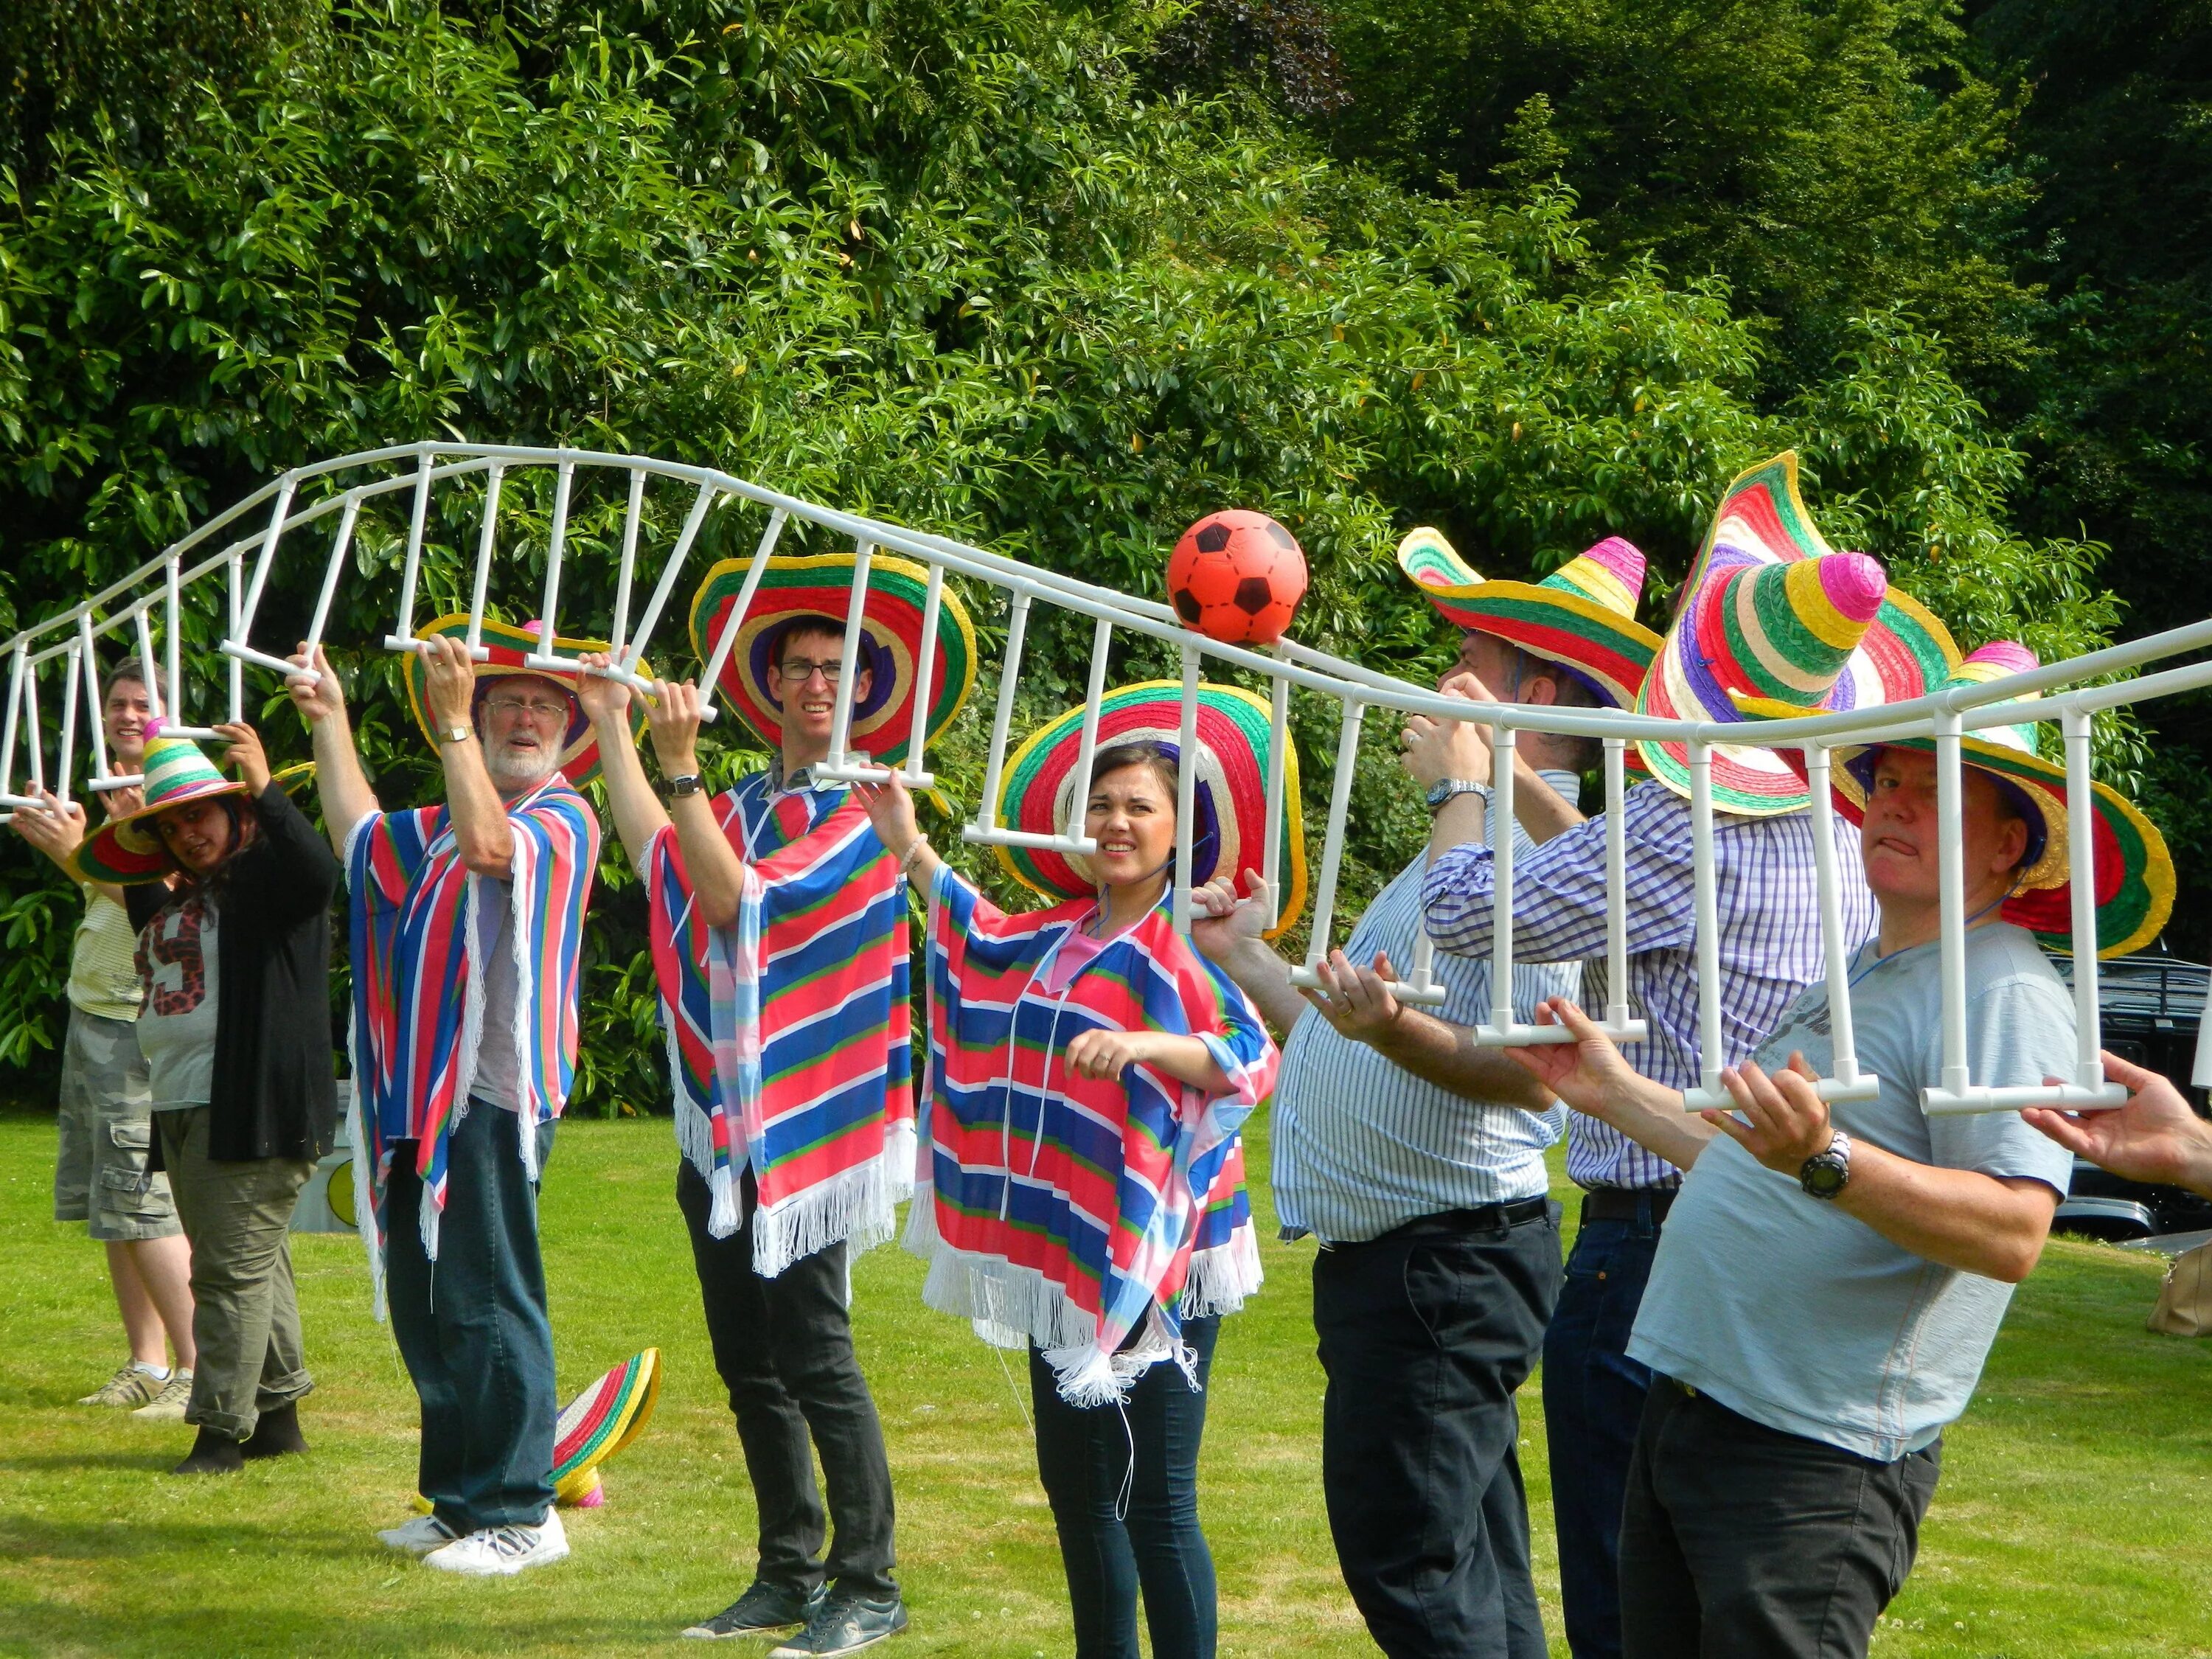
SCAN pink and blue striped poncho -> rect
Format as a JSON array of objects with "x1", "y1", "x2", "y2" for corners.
[
  {"x1": 908, "y1": 867, "x2": 1275, "y2": 1405},
  {"x1": 645, "y1": 768, "x2": 914, "y2": 1273},
  {"x1": 344, "y1": 777, "x2": 599, "y2": 1309}
]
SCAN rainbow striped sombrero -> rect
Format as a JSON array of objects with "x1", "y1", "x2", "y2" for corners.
[
  {"x1": 403, "y1": 615, "x2": 645, "y2": 787},
  {"x1": 688, "y1": 553, "x2": 976, "y2": 768},
  {"x1": 1635, "y1": 453, "x2": 1958, "y2": 815},
  {"x1": 1747, "y1": 643, "x2": 2174, "y2": 958},
  {"x1": 69, "y1": 723, "x2": 251, "y2": 886},
  {"x1": 993, "y1": 681, "x2": 1307, "y2": 938},
  {"x1": 1398, "y1": 531, "x2": 1663, "y2": 710},
  {"x1": 551, "y1": 1348, "x2": 661, "y2": 1508}
]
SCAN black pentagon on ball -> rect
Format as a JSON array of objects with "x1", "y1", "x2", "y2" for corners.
[
  {"x1": 1267, "y1": 523, "x2": 1297, "y2": 550},
  {"x1": 1194, "y1": 522, "x2": 1233, "y2": 554},
  {"x1": 1173, "y1": 588, "x2": 1203, "y2": 624},
  {"x1": 1234, "y1": 576, "x2": 1276, "y2": 614}
]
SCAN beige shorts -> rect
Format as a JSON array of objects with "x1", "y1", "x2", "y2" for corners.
[{"x1": 53, "y1": 1009, "x2": 179, "y2": 1243}]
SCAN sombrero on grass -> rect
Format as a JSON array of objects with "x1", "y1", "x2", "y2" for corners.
[
  {"x1": 992, "y1": 681, "x2": 1307, "y2": 939},
  {"x1": 1635, "y1": 453, "x2": 1958, "y2": 815},
  {"x1": 1772, "y1": 643, "x2": 2173, "y2": 959},
  {"x1": 1397, "y1": 530, "x2": 1663, "y2": 710},
  {"x1": 69, "y1": 722, "x2": 252, "y2": 886},
  {"x1": 687, "y1": 552, "x2": 977, "y2": 768},
  {"x1": 551, "y1": 1348, "x2": 662, "y2": 1509},
  {"x1": 402, "y1": 615, "x2": 644, "y2": 787}
]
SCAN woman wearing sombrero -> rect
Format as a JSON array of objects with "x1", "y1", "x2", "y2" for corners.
[
  {"x1": 1501, "y1": 640, "x2": 2171, "y2": 1656},
  {"x1": 68, "y1": 719, "x2": 341, "y2": 1477},
  {"x1": 860, "y1": 682, "x2": 1295, "y2": 1659}
]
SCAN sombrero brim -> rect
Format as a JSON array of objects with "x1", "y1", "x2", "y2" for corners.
[
  {"x1": 687, "y1": 554, "x2": 977, "y2": 768},
  {"x1": 552, "y1": 1349, "x2": 661, "y2": 1504},
  {"x1": 403, "y1": 615, "x2": 643, "y2": 787},
  {"x1": 1406, "y1": 581, "x2": 1662, "y2": 711},
  {"x1": 992, "y1": 681, "x2": 1307, "y2": 939},
  {"x1": 72, "y1": 777, "x2": 252, "y2": 886}
]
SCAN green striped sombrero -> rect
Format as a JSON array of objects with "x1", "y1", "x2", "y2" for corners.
[
  {"x1": 551, "y1": 1348, "x2": 662, "y2": 1508},
  {"x1": 993, "y1": 681, "x2": 1307, "y2": 939},
  {"x1": 1397, "y1": 530, "x2": 1663, "y2": 710},
  {"x1": 70, "y1": 722, "x2": 251, "y2": 885},
  {"x1": 688, "y1": 553, "x2": 976, "y2": 768}
]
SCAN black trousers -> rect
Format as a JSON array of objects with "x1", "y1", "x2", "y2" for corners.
[
  {"x1": 1312, "y1": 1204, "x2": 1562, "y2": 1659},
  {"x1": 1619, "y1": 1381, "x2": 1941, "y2": 1659},
  {"x1": 677, "y1": 1159, "x2": 897, "y2": 1598}
]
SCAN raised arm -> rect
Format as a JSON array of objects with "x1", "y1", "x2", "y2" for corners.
[
  {"x1": 286, "y1": 644, "x2": 381, "y2": 858},
  {"x1": 1189, "y1": 871, "x2": 1310, "y2": 1034},
  {"x1": 642, "y1": 679, "x2": 749, "y2": 928},
  {"x1": 577, "y1": 654, "x2": 669, "y2": 877},
  {"x1": 1512, "y1": 998, "x2": 1717, "y2": 1168},
  {"x1": 856, "y1": 772, "x2": 942, "y2": 900},
  {"x1": 2025, "y1": 1051, "x2": 2212, "y2": 1197}
]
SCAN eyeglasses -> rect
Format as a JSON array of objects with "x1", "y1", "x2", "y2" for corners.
[
  {"x1": 484, "y1": 695, "x2": 571, "y2": 722},
  {"x1": 774, "y1": 658, "x2": 845, "y2": 686}
]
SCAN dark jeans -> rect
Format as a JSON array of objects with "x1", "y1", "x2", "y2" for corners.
[
  {"x1": 677, "y1": 1159, "x2": 897, "y2": 1599},
  {"x1": 383, "y1": 1105, "x2": 557, "y2": 1534},
  {"x1": 1030, "y1": 1315, "x2": 1222, "y2": 1659},
  {"x1": 1313, "y1": 1206, "x2": 1561, "y2": 1659},
  {"x1": 1620, "y1": 1382, "x2": 1941, "y2": 1659},
  {"x1": 1544, "y1": 1200, "x2": 1665, "y2": 1659}
]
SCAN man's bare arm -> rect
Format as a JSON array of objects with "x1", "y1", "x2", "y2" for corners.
[{"x1": 286, "y1": 644, "x2": 380, "y2": 858}]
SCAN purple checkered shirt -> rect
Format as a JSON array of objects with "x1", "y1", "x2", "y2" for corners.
[{"x1": 1420, "y1": 778, "x2": 1876, "y2": 1190}]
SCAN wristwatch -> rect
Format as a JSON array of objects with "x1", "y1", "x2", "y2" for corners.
[
  {"x1": 669, "y1": 773, "x2": 704, "y2": 799},
  {"x1": 1425, "y1": 777, "x2": 1492, "y2": 814},
  {"x1": 437, "y1": 724, "x2": 473, "y2": 745},
  {"x1": 1799, "y1": 1130, "x2": 1852, "y2": 1200}
]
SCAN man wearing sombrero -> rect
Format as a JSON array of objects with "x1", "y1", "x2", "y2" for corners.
[
  {"x1": 1410, "y1": 455, "x2": 1956, "y2": 1659},
  {"x1": 1509, "y1": 637, "x2": 2171, "y2": 1658},
  {"x1": 1190, "y1": 532, "x2": 1652, "y2": 1659},
  {"x1": 574, "y1": 552, "x2": 974, "y2": 1653},
  {"x1": 288, "y1": 619, "x2": 606, "y2": 1578}
]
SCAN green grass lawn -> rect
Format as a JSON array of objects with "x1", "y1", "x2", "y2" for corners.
[{"x1": 3, "y1": 1107, "x2": 2209, "y2": 1658}]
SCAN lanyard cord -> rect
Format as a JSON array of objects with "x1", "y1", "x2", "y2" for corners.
[{"x1": 1846, "y1": 881, "x2": 2023, "y2": 992}]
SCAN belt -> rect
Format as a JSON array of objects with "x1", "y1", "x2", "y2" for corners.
[
  {"x1": 1374, "y1": 1196, "x2": 1553, "y2": 1242},
  {"x1": 1580, "y1": 1187, "x2": 1678, "y2": 1225}
]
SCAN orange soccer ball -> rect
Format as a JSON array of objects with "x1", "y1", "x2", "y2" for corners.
[{"x1": 1166, "y1": 510, "x2": 1309, "y2": 645}]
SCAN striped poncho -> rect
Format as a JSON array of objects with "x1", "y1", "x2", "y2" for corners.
[
  {"x1": 645, "y1": 766, "x2": 914, "y2": 1272},
  {"x1": 909, "y1": 866, "x2": 1276, "y2": 1405},
  {"x1": 344, "y1": 776, "x2": 599, "y2": 1309}
]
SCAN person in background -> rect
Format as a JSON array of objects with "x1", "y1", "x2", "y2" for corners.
[
  {"x1": 11, "y1": 663, "x2": 198, "y2": 1419},
  {"x1": 67, "y1": 720, "x2": 339, "y2": 1475}
]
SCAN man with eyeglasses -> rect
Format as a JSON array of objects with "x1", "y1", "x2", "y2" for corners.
[{"x1": 290, "y1": 633, "x2": 601, "y2": 1579}]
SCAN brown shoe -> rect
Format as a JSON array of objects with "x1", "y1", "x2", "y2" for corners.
[
  {"x1": 79, "y1": 1364, "x2": 165, "y2": 1408},
  {"x1": 130, "y1": 1371, "x2": 193, "y2": 1422}
]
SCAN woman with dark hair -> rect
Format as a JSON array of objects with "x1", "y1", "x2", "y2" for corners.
[
  {"x1": 863, "y1": 686, "x2": 1299, "y2": 1659},
  {"x1": 72, "y1": 720, "x2": 341, "y2": 1475}
]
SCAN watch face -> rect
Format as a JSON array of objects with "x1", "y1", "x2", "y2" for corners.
[{"x1": 1802, "y1": 1158, "x2": 1847, "y2": 1198}]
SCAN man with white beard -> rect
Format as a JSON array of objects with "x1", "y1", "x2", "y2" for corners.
[{"x1": 290, "y1": 627, "x2": 603, "y2": 1578}]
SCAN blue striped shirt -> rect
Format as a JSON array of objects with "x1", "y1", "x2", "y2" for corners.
[
  {"x1": 1272, "y1": 771, "x2": 1579, "y2": 1244},
  {"x1": 1420, "y1": 778, "x2": 1874, "y2": 1190}
]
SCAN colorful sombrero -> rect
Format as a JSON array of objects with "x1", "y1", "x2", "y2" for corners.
[
  {"x1": 1747, "y1": 643, "x2": 2174, "y2": 959},
  {"x1": 403, "y1": 615, "x2": 644, "y2": 787},
  {"x1": 1635, "y1": 453, "x2": 1958, "y2": 815},
  {"x1": 992, "y1": 681, "x2": 1307, "y2": 938},
  {"x1": 687, "y1": 552, "x2": 977, "y2": 768},
  {"x1": 70, "y1": 722, "x2": 252, "y2": 886},
  {"x1": 551, "y1": 1348, "x2": 662, "y2": 1509},
  {"x1": 1397, "y1": 530, "x2": 1663, "y2": 710}
]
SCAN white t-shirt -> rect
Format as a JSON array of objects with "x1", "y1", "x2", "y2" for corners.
[
  {"x1": 137, "y1": 895, "x2": 220, "y2": 1110},
  {"x1": 470, "y1": 877, "x2": 524, "y2": 1113}
]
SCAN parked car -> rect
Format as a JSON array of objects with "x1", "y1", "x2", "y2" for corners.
[{"x1": 2048, "y1": 952, "x2": 2212, "y2": 1241}]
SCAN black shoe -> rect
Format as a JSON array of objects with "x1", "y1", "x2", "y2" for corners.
[
  {"x1": 241, "y1": 1402, "x2": 309, "y2": 1460},
  {"x1": 171, "y1": 1427, "x2": 245, "y2": 1475},
  {"x1": 682, "y1": 1581, "x2": 826, "y2": 1640},
  {"x1": 768, "y1": 1590, "x2": 907, "y2": 1658}
]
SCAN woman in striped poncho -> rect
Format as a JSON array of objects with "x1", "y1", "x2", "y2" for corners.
[{"x1": 861, "y1": 742, "x2": 1277, "y2": 1659}]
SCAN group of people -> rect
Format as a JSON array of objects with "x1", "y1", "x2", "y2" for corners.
[{"x1": 15, "y1": 448, "x2": 2187, "y2": 1659}]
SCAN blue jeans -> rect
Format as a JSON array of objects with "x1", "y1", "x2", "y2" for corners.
[
  {"x1": 1543, "y1": 1201, "x2": 1664, "y2": 1659},
  {"x1": 383, "y1": 1104, "x2": 558, "y2": 1533},
  {"x1": 1030, "y1": 1316, "x2": 1222, "y2": 1659}
]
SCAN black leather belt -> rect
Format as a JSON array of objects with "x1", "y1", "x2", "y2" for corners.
[
  {"x1": 1377, "y1": 1196, "x2": 1552, "y2": 1241},
  {"x1": 1580, "y1": 1187, "x2": 1678, "y2": 1225}
]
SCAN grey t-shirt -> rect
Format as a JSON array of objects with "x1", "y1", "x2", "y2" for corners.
[
  {"x1": 1627, "y1": 922, "x2": 2076, "y2": 1461},
  {"x1": 470, "y1": 877, "x2": 524, "y2": 1114},
  {"x1": 137, "y1": 895, "x2": 220, "y2": 1111}
]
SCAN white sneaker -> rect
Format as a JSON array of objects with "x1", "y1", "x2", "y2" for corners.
[
  {"x1": 422, "y1": 1511, "x2": 568, "y2": 1577},
  {"x1": 378, "y1": 1513, "x2": 462, "y2": 1556}
]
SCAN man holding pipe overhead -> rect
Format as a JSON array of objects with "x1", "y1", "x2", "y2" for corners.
[
  {"x1": 289, "y1": 618, "x2": 606, "y2": 1578},
  {"x1": 580, "y1": 552, "x2": 973, "y2": 1655},
  {"x1": 1192, "y1": 534, "x2": 1652, "y2": 1659},
  {"x1": 1503, "y1": 639, "x2": 2171, "y2": 1658},
  {"x1": 1411, "y1": 456, "x2": 1955, "y2": 1659}
]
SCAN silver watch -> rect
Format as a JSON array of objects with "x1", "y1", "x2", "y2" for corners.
[{"x1": 1425, "y1": 777, "x2": 1492, "y2": 814}]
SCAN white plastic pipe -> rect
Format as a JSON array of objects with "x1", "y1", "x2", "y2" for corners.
[
  {"x1": 1804, "y1": 746, "x2": 1879, "y2": 1103},
  {"x1": 621, "y1": 481, "x2": 720, "y2": 678},
  {"x1": 1262, "y1": 653, "x2": 1290, "y2": 927},
  {"x1": 389, "y1": 449, "x2": 436, "y2": 649},
  {"x1": 1173, "y1": 644, "x2": 1199, "y2": 933},
  {"x1": 2061, "y1": 710, "x2": 2126, "y2": 1110},
  {"x1": 235, "y1": 473, "x2": 296, "y2": 644},
  {"x1": 227, "y1": 552, "x2": 245, "y2": 723},
  {"x1": 78, "y1": 614, "x2": 115, "y2": 785},
  {"x1": 0, "y1": 645, "x2": 24, "y2": 799},
  {"x1": 1289, "y1": 698, "x2": 1365, "y2": 987},
  {"x1": 1486, "y1": 724, "x2": 1518, "y2": 1033},
  {"x1": 962, "y1": 589, "x2": 1034, "y2": 843},
  {"x1": 694, "y1": 508, "x2": 789, "y2": 726},
  {"x1": 135, "y1": 608, "x2": 166, "y2": 720},
  {"x1": 1599, "y1": 739, "x2": 1643, "y2": 1037},
  {"x1": 825, "y1": 541, "x2": 875, "y2": 770},
  {"x1": 465, "y1": 467, "x2": 504, "y2": 660},
  {"x1": 21, "y1": 658, "x2": 43, "y2": 794},
  {"x1": 56, "y1": 639, "x2": 81, "y2": 805},
  {"x1": 1935, "y1": 713, "x2": 1971, "y2": 1099},
  {"x1": 524, "y1": 461, "x2": 578, "y2": 671},
  {"x1": 1060, "y1": 616, "x2": 1114, "y2": 855},
  {"x1": 899, "y1": 562, "x2": 947, "y2": 788},
  {"x1": 1680, "y1": 742, "x2": 1731, "y2": 1110},
  {"x1": 164, "y1": 557, "x2": 183, "y2": 721},
  {"x1": 611, "y1": 467, "x2": 647, "y2": 654}
]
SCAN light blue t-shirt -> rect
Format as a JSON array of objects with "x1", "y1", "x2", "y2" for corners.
[{"x1": 1627, "y1": 922, "x2": 2076, "y2": 1461}]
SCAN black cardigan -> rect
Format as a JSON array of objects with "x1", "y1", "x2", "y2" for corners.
[{"x1": 130, "y1": 782, "x2": 341, "y2": 1164}]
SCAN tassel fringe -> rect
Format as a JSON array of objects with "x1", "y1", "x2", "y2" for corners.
[{"x1": 1178, "y1": 1226, "x2": 1265, "y2": 1318}]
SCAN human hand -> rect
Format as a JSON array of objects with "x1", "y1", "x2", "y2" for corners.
[
  {"x1": 1063, "y1": 1027, "x2": 1161, "y2": 1082},
  {"x1": 2025, "y1": 1051, "x2": 2212, "y2": 1197},
  {"x1": 102, "y1": 785, "x2": 144, "y2": 819},
  {"x1": 1402, "y1": 684, "x2": 1495, "y2": 788},
  {"x1": 213, "y1": 723, "x2": 271, "y2": 795},
  {"x1": 1703, "y1": 1054, "x2": 1832, "y2": 1175},
  {"x1": 575, "y1": 653, "x2": 633, "y2": 728},
  {"x1": 855, "y1": 772, "x2": 922, "y2": 858},
  {"x1": 9, "y1": 788, "x2": 88, "y2": 864},
  {"x1": 420, "y1": 636, "x2": 479, "y2": 730},
  {"x1": 641, "y1": 678, "x2": 705, "y2": 776},
  {"x1": 1299, "y1": 949, "x2": 1407, "y2": 1044},
  {"x1": 285, "y1": 644, "x2": 347, "y2": 725},
  {"x1": 1509, "y1": 998, "x2": 1638, "y2": 1116},
  {"x1": 1189, "y1": 869, "x2": 1273, "y2": 961}
]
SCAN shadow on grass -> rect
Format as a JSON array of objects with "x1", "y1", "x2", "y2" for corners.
[{"x1": 0, "y1": 1512, "x2": 369, "y2": 1564}]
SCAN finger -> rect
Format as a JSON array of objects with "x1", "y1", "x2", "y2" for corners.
[
  {"x1": 2099, "y1": 1048, "x2": 2160, "y2": 1093},
  {"x1": 1702, "y1": 1108, "x2": 1754, "y2": 1146},
  {"x1": 1787, "y1": 1050, "x2": 1819, "y2": 1082},
  {"x1": 1370, "y1": 950, "x2": 1399, "y2": 983}
]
